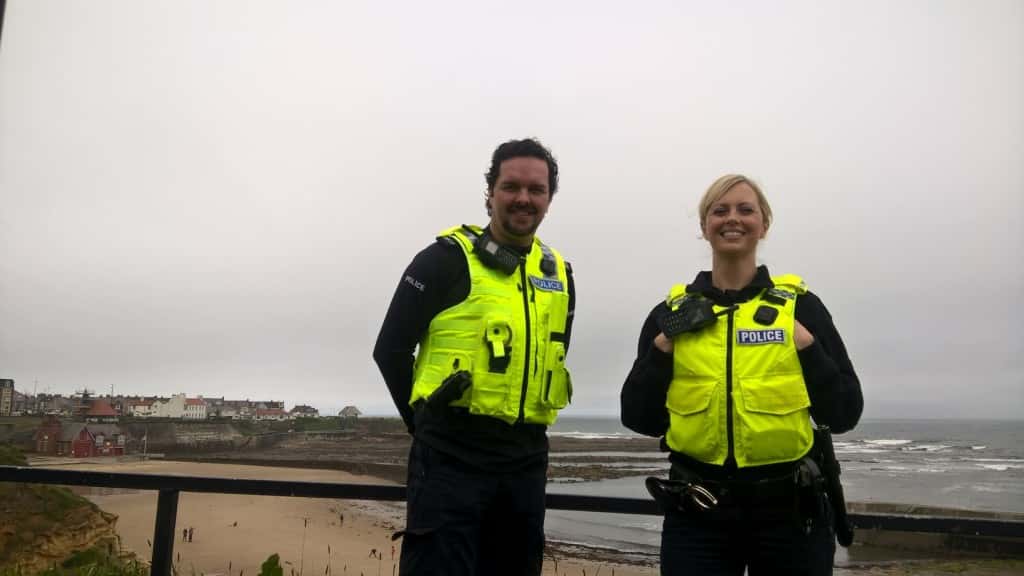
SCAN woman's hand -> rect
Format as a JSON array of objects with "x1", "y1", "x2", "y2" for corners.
[
  {"x1": 653, "y1": 332, "x2": 674, "y2": 354},
  {"x1": 794, "y1": 320, "x2": 815, "y2": 350}
]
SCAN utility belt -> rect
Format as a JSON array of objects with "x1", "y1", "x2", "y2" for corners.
[{"x1": 646, "y1": 458, "x2": 824, "y2": 514}]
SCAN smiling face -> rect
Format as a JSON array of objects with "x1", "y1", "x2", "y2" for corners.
[
  {"x1": 486, "y1": 157, "x2": 552, "y2": 247},
  {"x1": 701, "y1": 181, "x2": 768, "y2": 258}
]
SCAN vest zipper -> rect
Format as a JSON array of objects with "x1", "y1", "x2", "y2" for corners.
[
  {"x1": 517, "y1": 263, "x2": 532, "y2": 423},
  {"x1": 725, "y1": 308, "x2": 736, "y2": 468},
  {"x1": 531, "y1": 283, "x2": 539, "y2": 377}
]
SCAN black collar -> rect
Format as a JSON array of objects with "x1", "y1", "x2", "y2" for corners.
[
  {"x1": 482, "y1": 226, "x2": 532, "y2": 257},
  {"x1": 688, "y1": 265, "x2": 773, "y2": 306}
]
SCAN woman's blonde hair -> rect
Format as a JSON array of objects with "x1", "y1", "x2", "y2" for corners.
[{"x1": 698, "y1": 174, "x2": 773, "y2": 232}]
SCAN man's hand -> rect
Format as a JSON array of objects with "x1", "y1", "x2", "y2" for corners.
[
  {"x1": 426, "y1": 370, "x2": 472, "y2": 409},
  {"x1": 794, "y1": 320, "x2": 815, "y2": 350}
]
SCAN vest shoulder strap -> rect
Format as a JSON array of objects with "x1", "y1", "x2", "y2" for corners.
[
  {"x1": 666, "y1": 284, "x2": 690, "y2": 310},
  {"x1": 770, "y1": 274, "x2": 808, "y2": 296},
  {"x1": 437, "y1": 224, "x2": 480, "y2": 253}
]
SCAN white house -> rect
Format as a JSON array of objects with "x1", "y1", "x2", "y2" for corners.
[
  {"x1": 184, "y1": 397, "x2": 207, "y2": 419},
  {"x1": 150, "y1": 394, "x2": 186, "y2": 418}
]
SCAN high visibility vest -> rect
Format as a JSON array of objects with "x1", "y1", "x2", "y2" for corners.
[
  {"x1": 410, "y1": 225, "x2": 572, "y2": 426},
  {"x1": 664, "y1": 274, "x2": 814, "y2": 467}
]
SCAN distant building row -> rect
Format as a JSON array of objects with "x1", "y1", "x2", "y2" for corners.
[
  {"x1": 0, "y1": 380, "x2": 361, "y2": 420},
  {"x1": 122, "y1": 394, "x2": 307, "y2": 420}
]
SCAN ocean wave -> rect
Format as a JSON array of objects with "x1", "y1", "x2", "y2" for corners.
[
  {"x1": 864, "y1": 439, "x2": 912, "y2": 446},
  {"x1": 972, "y1": 484, "x2": 1009, "y2": 493},
  {"x1": 550, "y1": 462, "x2": 664, "y2": 472},
  {"x1": 551, "y1": 451, "x2": 665, "y2": 459},
  {"x1": 903, "y1": 444, "x2": 950, "y2": 452},
  {"x1": 547, "y1": 537, "x2": 659, "y2": 557},
  {"x1": 549, "y1": 431, "x2": 639, "y2": 439},
  {"x1": 836, "y1": 447, "x2": 889, "y2": 454},
  {"x1": 978, "y1": 464, "x2": 1024, "y2": 471}
]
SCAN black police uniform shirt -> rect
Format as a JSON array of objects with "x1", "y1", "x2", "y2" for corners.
[
  {"x1": 620, "y1": 265, "x2": 863, "y2": 482},
  {"x1": 374, "y1": 230, "x2": 576, "y2": 472}
]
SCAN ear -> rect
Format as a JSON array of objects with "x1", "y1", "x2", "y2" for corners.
[{"x1": 485, "y1": 196, "x2": 493, "y2": 217}]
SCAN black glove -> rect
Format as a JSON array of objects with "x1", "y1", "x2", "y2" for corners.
[{"x1": 425, "y1": 370, "x2": 472, "y2": 410}]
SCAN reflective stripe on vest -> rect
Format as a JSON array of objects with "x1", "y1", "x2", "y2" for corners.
[
  {"x1": 410, "y1": 225, "x2": 572, "y2": 426},
  {"x1": 664, "y1": 275, "x2": 813, "y2": 467}
]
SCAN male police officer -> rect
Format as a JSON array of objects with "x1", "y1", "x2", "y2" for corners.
[{"x1": 374, "y1": 138, "x2": 574, "y2": 576}]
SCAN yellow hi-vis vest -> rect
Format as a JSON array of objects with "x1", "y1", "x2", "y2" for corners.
[
  {"x1": 410, "y1": 225, "x2": 572, "y2": 426},
  {"x1": 664, "y1": 274, "x2": 814, "y2": 467}
]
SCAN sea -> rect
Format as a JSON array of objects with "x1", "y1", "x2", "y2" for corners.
[{"x1": 543, "y1": 417, "x2": 1024, "y2": 563}]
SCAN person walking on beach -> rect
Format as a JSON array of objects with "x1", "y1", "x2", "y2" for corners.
[
  {"x1": 375, "y1": 138, "x2": 575, "y2": 576},
  {"x1": 620, "y1": 174, "x2": 863, "y2": 575},
  {"x1": 182, "y1": 528, "x2": 187, "y2": 542},
  {"x1": 187, "y1": 527, "x2": 193, "y2": 543}
]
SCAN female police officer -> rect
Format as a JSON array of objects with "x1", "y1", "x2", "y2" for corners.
[{"x1": 620, "y1": 174, "x2": 863, "y2": 575}]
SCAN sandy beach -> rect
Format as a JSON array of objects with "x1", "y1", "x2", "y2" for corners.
[
  {"x1": 41, "y1": 459, "x2": 653, "y2": 576},
  {"x1": 26, "y1": 456, "x2": 1024, "y2": 575}
]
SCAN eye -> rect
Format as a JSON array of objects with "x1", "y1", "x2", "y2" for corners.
[
  {"x1": 738, "y1": 206, "x2": 756, "y2": 215},
  {"x1": 529, "y1": 185, "x2": 548, "y2": 196},
  {"x1": 712, "y1": 206, "x2": 729, "y2": 216}
]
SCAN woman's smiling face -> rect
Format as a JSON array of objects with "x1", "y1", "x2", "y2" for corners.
[{"x1": 701, "y1": 182, "x2": 767, "y2": 257}]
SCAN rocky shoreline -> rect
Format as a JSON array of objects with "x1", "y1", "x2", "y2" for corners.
[{"x1": 166, "y1": 427, "x2": 666, "y2": 484}]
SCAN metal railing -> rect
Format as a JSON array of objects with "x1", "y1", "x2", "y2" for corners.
[{"x1": 3, "y1": 465, "x2": 1023, "y2": 575}]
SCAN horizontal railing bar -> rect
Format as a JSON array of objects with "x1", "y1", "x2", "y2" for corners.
[
  {"x1": 0, "y1": 466, "x2": 406, "y2": 500},
  {"x1": 2, "y1": 466, "x2": 1022, "y2": 538}
]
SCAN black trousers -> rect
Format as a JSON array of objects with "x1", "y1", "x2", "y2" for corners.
[
  {"x1": 399, "y1": 439, "x2": 547, "y2": 576},
  {"x1": 660, "y1": 501, "x2": 835, "y2": 576}
]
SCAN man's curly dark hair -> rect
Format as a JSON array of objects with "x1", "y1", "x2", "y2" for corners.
[{"x1": 484, "y1": 138, "x2": 559, "y2": 197}]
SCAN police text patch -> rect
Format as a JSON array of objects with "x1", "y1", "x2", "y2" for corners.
[
  {"x1": 529, "y1": 276, "x2": 564, "y2": 292},
  {"x1": 736, "y1": 329, "x2": 786, "y2": 345}
]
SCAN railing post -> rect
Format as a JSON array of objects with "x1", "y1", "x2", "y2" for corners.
[{"x1": 151, "y1": 489, "x2": 179, "y2": 576}]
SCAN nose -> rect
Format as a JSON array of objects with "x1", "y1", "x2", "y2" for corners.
[{"x1": 511, "y1": 187, "x2": 531, "y2": 203}]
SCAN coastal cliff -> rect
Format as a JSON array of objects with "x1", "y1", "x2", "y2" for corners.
[{"x1": 0, "y1": 445, "x2": 129, "y2": 574}]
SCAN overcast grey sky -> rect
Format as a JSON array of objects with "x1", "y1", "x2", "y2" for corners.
[{"x1": 1, "y1": 1, "x2": 1022, "y2": 419}]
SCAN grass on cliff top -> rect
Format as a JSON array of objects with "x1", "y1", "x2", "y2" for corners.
[
  {"x1": 0, "y1": 545, "x2": 148, "y2": 576},
  {"x1": 0, "y1": 444, "x2": 103, "y2": 568}
]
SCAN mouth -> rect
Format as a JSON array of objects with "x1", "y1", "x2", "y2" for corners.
[{"x1": 720, "y1": 229, "x2": 745, "y2": 238}]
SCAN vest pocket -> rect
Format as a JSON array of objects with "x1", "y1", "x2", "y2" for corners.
[
  {"x1": 468, "y1": 341, "x2": 516, "y2": 421},
  {"x1": 541, "y1": 341, "x2": 571, "y2": 409},
  {"x1": 735, "y1": 374, "x2": 812, "y2": 466},
  {"x1": 665, "y1": 377, "x2": 721, "y2": 462}
]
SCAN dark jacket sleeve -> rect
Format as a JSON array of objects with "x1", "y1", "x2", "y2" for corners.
[
  {"x1": 620, "y1": 303, "x2": 673, "y2": 437},
  {"x1": 796, "y1": 291, "x2": 864, "y2": 434},
  {"x1": 373, "y1": 241, "x2": 465, "y2": 433}
]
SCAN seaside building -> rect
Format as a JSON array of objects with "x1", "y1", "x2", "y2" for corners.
[
  {"x1": 33, "y1": 414, "x2": 127, "y2": 457},
  {"x1": 339, "y1": 406, "x2": 362, "y2": 419},
  {"x1": 256, "y1": 408, "x2": 289, "y2": 421},
  {"x1": 34, "y1": 415, "x2": 62, "y2": 455},
  {"x1": 84, "y1": 399, "x2": 119, "y2": 423},
  {"x1": 290, "y1": 405, "x2": 319, "y2": 418},
  {"x1": 0, "y1": 379, "x2": 13, "y2": 416},
  {"x1": 184, "y1": 397, "x2": 207, "y2": 419},
  {"x1": 127, "y1": 398, "x2": 158, "y2": 417},
  {"x1": 68, "y1": 423, "x2": 126, "y2": 457}
]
